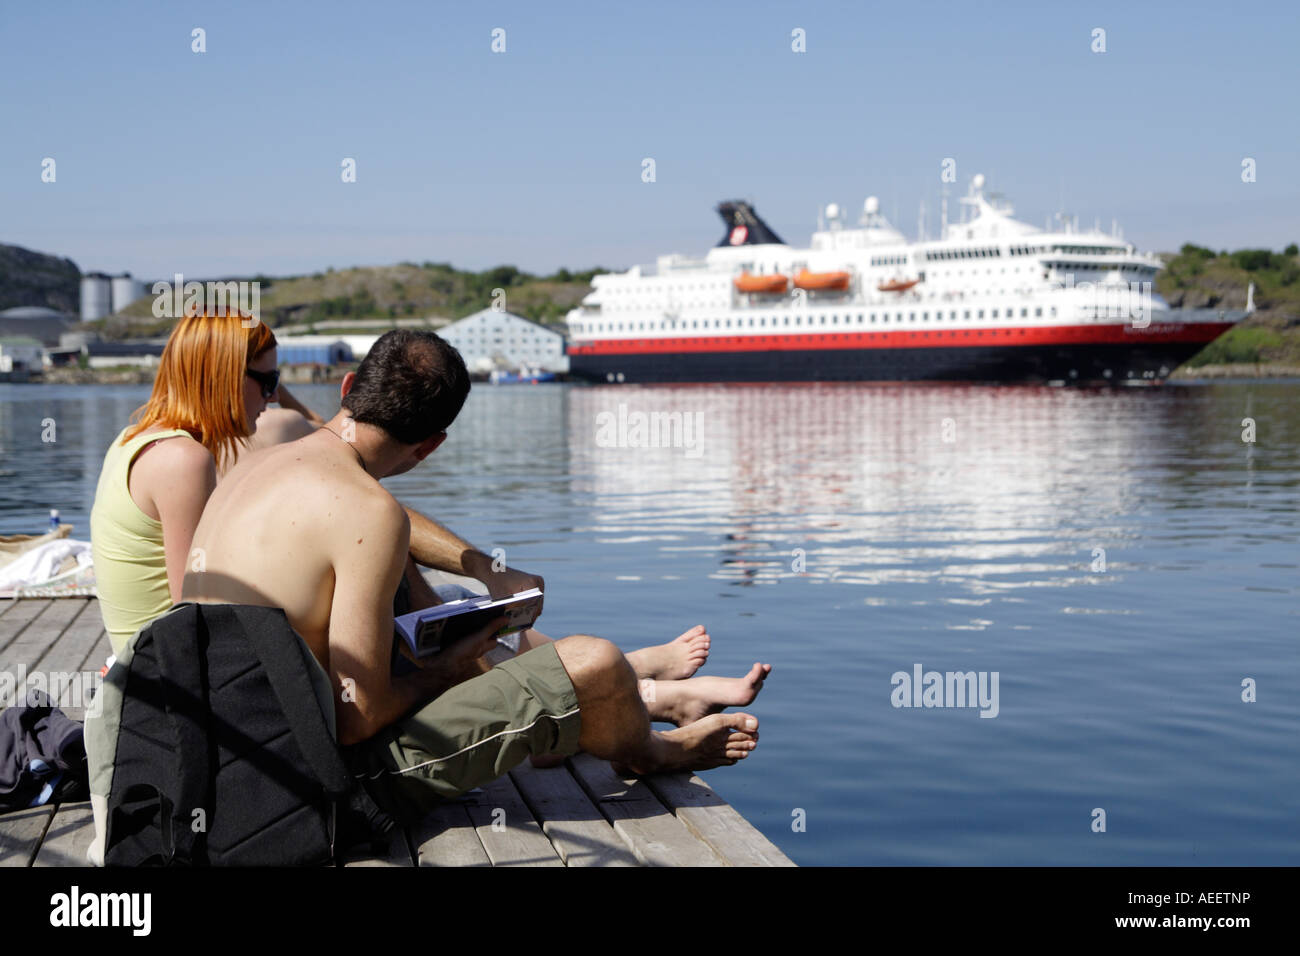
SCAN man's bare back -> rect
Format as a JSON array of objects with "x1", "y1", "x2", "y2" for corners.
[{"x1": 185, "y1": 428, "x2": 398, "y2": 666}]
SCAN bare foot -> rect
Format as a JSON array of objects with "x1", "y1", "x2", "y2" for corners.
[
  {"x1": 649, "y1": 662, "x2": 771, "y2": 727},
  {"x1": 617, "y1": 713, "x2": 759, "y2": 775},
  {"x1": 625, "y1": 625, "x2": 710, "y2": 681}
]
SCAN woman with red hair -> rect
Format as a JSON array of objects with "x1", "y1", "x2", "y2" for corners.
[{"x1": 90, "y1": 311, "x2": 279, "y2": 655}]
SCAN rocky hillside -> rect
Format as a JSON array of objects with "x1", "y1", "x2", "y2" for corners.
[
  {"x1": 1157, "y1": 244, "x2": 1300, "y2": 366},
  {"x1": 0, "y1": 243, "x2": 80, "y2": 314}
]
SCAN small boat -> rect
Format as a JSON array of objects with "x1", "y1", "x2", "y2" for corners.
[
  {"x1": 878, "y1": 277, "x2": 920, "y2": 293},
  {"x1": 489, "y1": 368, "x2": 558, "y2": 385},
  {"x1": 793, "y1": 269, "x2": 852, "y2": 291},
  {"x1": 734, "y1": 272, "x2": 790, "y2": 294}
]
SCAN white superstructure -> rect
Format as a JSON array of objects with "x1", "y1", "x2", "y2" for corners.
[{"x1": 567, "y1": 175, "x2": 1180, "y2": 343}]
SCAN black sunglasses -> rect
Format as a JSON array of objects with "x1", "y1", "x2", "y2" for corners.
[{"x1": 245, "y1": 367, "x2": 280, "y2": 400}]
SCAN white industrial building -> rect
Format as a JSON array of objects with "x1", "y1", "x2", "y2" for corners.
[
  {"x1": 0, "y1": 337, "x2": 44, "y2": 374},
  {"x1": 436, "y1": 309, "x2": 568, "y2": 374}
]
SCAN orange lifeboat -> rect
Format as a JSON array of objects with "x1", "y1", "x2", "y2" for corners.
[
  {"x1": 878, "y1": 277, "x2": 920, "y2": 293},
  {"x1": 793, "y1": 269, "x2": 852, "y2": 291},
  {"x1": 734, "y1": 272, "x2": 789, "y2": 294}
]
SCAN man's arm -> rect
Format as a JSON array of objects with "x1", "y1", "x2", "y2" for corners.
[
  {"x1": 403, "y1": 506, "x2": 543, "y2": 600},
  {"x1": 328, "y1": 494, "x2": 502, "y2": 746}
]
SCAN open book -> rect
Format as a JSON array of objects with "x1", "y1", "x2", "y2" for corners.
[{"x1": 394, "y1": 588, "x2": 544, "y2": 658}]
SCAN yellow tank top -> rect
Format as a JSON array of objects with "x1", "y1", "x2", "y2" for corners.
[{"x1": 90, "y1": 425, "x2": 196, "y2": 655}]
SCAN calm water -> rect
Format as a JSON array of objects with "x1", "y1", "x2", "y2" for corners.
[{"x1": 1, "y1": 380, "x2": 1297, "y2": 865}]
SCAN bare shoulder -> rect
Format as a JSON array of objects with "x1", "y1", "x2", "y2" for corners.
[
  {"x1": 133, "y1": 433, "x2": 215, "y2": 482},
  {"x1": 323, "y1": 483, "x2": 408, "y2": 583}
]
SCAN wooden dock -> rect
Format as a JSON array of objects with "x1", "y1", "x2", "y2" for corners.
[{"x1": 0, "y1": 597, "x2": 794, "y2": 867}]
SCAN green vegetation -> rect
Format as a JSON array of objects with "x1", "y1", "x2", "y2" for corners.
[
  {"x1": 109, "y1": 261, "x2": 608, "y2": 336},
  {"x1": 1159, "y1": 244, "x2": 1300, "y2": 367},
  {"x1": 1188, "y1": 326, "x2": 1286, "y2": 366}
]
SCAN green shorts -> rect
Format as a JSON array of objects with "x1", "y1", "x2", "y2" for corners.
[{"x1": 344, "y1": 641, "x2": 582, "y2": 824}]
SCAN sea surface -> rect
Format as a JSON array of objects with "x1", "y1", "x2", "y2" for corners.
[{"x1": 1, "y1": 380, "x2": 1297, "y2": 866}]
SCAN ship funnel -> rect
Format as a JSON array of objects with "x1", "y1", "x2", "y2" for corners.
[{"x1": 716, "y1": 200, "x2": 787, "y2": 247}]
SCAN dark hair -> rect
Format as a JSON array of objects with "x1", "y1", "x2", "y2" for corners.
[{"x1": 341, "y1": 330, "x2": 470, "y2": 443}]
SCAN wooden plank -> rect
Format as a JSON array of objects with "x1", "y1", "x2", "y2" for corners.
[
  {"x1": 340, "y1": 824, "x2": 415, "y2": 867},
  {"x1": 462, "y1": 775, "x2": 563, "y2": 867},
  {"x1": 0, "y1": 599, "x2": 53, "y2": 657},
  {"x1": 0, "y1": 599, "x2": 85, "y2": 678},
  {"x1": 409, "y1": 801, "x2": 491, "y2": 867},
  {"x1": 32, "y1": 801, "x2": 96, "y2": 867},
  {"x1": 509, "y1": 761, "x2": 637, "y2": 867},
  {"x1": 568, "y1": 754, "x2": 723, "y2": 867},
  {"x1": 82, "y1": 627, "x2": 113, "y2": 674},
  {"x1": 0, "y1": 804, "x2": 55, "y2": 867},
  {"x1": 645, "y1": 773, "x2": 797, "y2": 867},
  {"x1": 26, "y1": 601, "x2": 103, "y2": 721},
  {"x1": 33, "y1": 599, "x2": 101, "y2": 674}
]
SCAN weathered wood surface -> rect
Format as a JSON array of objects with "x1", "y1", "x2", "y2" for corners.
[
  {"x1": 0, "y1": 596, "x2": 796, "y2": 867},
  {"x1": 0, "y1": 805, "x2": 55, "y2": 867},
  {"x1": 33, "y1": 801, "x2": 97, "y2": 868}
]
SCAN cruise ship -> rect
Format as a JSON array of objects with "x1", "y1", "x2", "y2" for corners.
[{"x1": 565, "y1": 175, "x2": 1249, "y2": 384}]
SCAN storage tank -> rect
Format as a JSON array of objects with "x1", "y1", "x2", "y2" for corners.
[
  {"x1": 80, "y1": 273, "x2": 113, "y2": 321},
  {"x1": 111, "y1": 273, "x2": 143, "y2": 313}
]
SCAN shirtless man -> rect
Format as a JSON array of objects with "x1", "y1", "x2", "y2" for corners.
[
  {"x1": 247, "y1": 374, "x2": 751, "y2": 699},
  {"x1": 182, "y1": 330, "x2": 765, "y2": 821}
]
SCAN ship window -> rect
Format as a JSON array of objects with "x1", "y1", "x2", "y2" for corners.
[
  {"x1": 896, "y1": 313, "x2": 903, "y2": 322},
  {"x1": 923, "y1": 312, "x2": 929, "y2": 321},
  {"x1": 1050, "y1": 307, "x2": 1057, "y2": 316},
  {"x1": 909, "y1": 312, "x2": 915, "y2": 322},
  {"x1": 992, "y1": 309, "x2": 998, "y2": 318},
  {"x1": 949, "y1": 311, "x2": 956, "y2": 320},
  {"x1": 978, "y1": 310, "x2": 984, "y2": 318},
  {"x1": 857, "y1": 313, "x2": 864, "y2": 322},
  {"x1": 1035, "y1": 308, "x2": 1042, "y2": 317},
  {"x1": 784, "y1": 317, "x2": 790, "y2": 326},
  {"x1": 1020, "y1": 308, "x2": 1028, "y2": 317}
]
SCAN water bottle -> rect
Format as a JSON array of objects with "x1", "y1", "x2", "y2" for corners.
[{"x1": 49, "y1": 508, "x2": 59, "y2": 531}]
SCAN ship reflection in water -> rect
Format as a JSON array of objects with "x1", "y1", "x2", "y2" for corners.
[{"x1": 565, "y1": 382, "x2": 1270, "y2": 596}]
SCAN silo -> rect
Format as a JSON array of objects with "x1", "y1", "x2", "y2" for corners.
[
  {"x1": 111, "y1": 273, "x2": 143, "y2": 313},
  {"x1": 80, "y1": 273, "x2": 113, "y2": 321}
]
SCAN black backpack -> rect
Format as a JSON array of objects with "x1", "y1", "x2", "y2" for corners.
[{"x1": 86, "y1": 603, "x2": 393, "y2": 866}]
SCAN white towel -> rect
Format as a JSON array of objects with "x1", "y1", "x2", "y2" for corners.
[{"x1": 0, "y1": 539, "x2": 92, "y2": 591}]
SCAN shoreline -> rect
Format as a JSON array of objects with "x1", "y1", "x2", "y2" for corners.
[{"x1": 17, "y1": 363, "x2": 1300, "y2": 386}]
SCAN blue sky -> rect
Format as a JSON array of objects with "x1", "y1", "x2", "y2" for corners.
[{"x1": 3, "y1": 0, "x2": 1297, "y2": 280}]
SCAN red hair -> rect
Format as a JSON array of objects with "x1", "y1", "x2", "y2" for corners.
[{"x1": 122, "y1": 310, "x2": 277, "y2": 471}]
